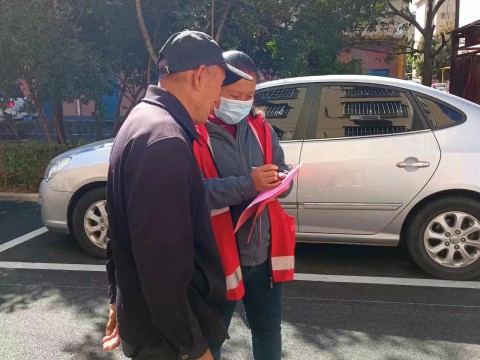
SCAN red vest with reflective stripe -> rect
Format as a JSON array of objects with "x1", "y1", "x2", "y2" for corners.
[
  {"x1": 193, "y1": 114, "x2": 296, "y2": 300},
  {"x1": 194, "y1": 124, "x2": 245, "y2": 301},
  {"x1": 247, "y1": 114, "x2": 296, "y2": 282}
]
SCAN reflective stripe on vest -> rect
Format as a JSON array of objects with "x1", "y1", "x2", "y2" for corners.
[
  {"x1": 248, "y1": 114, "x2": 296, "y2": 283},
  {"x1": 226, "y1": 266, "x2": 243, "y2": 291},
  {"x1": 211, "y1": 207, "x2": 229, "y2": 217},
  {"x1": 271, "y1": 255, "x2": 295, "y2": 271}
]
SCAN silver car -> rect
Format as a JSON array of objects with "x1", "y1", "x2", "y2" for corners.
[{"x1": 39, "y1": 75, "x2": 480, "y2": 280}]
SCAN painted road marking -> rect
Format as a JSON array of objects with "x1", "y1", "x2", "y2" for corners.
[
  {"x1": 0, "y1": 261, "x2": 104, "y2": 271},
  {"x1": 0, "y1": 260, "x2": 478, "y2": 290},
  {"x1": 0, "y1": 227, "x2": 48, "y2": 253},
  {"x1": 294, "y1": 273, "x2": 480, "y2": 289},
  {"x1": 1, "y1": 228, "x2": 478, "y2": 290},
  {"x1": 284, "y1": 296, "x2": 480, "y2": 308}
]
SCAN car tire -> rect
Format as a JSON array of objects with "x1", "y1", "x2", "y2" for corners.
[
  {"x1": 72, "y1": 187, "x2": 107, "y2": 259},
  {"x1": 406, "y1": 196, "x2": 480, "y2": 280}
]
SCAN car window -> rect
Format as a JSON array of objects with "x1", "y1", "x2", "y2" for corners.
[
  {"x1": 254, "y1": 86, "x2": 308, "y2": 141},
  {"x1": 315, "y1": 85, "x2": 426, "y2": 139},
  {"x1": 416, "y1": 96, "x2": 463, "y2": 129}
]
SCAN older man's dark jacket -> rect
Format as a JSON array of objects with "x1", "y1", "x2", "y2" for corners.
[{"x1": 107, "y1": 85, "x2": 228, "y2": 359}]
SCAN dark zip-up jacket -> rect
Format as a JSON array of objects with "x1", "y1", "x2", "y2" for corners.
[{"x1": 107, "y1": 85, "x2": 228, "y2": 360}]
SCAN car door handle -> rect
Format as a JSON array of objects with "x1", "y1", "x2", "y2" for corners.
[{"x1": 396, "y1": 161, "x2": 430, "y2": 168}]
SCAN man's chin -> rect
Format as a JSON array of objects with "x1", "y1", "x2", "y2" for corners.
[{"x1": 192, "y1": 117, "x2": 208, "y2": 125}]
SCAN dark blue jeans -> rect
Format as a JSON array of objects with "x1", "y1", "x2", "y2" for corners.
[{"x1": 211, "y1": 261, "x2": 283, "y2": 360}]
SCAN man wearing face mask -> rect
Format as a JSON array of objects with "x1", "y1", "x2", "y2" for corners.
[{"x1": 193, "y1": 50, "x2": 295, "y2": 360}]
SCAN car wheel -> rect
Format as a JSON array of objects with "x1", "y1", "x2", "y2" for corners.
[
  {"x1": 406, "y1": 196, "x2": 480, "y2": 280},
  {"x1": 72, "y1": 187, "x2": 108, "y2": 259}
]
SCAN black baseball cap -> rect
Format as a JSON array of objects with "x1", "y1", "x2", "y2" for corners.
[{"x1": 156, "y1": 30, "x2": 253, "y2": 85}]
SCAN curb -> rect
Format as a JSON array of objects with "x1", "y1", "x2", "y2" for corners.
[{"x1": 0, "y1": 192, "x2": 39, "y2": 202}]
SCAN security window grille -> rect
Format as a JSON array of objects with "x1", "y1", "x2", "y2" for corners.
[
  {"x1": 264, "y1": 103, "x2": 292, "y2": 119},
  {"x1": 257, "y1": 87, "x2": 300, "y2": 100},
  {"x1": 343, "y1": 101, "x2": 408, "y2": 118},
  {"x1": 344, "y1": 88, "x2": 400, "y2": 98},
  {"x1": 344, "y1": 126, "x2": 407, "y2": 137}
]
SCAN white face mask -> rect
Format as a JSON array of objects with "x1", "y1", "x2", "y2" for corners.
[{"x1": 214, "y1": 97, "x2": 253, "y2": 125}]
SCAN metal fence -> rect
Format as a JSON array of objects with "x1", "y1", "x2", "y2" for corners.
[{"x1": 0, "y1": 118, "x2": 116, "y2": 142}]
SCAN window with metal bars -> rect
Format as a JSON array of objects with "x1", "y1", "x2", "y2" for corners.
[
  {"x1": 344, "y1": 126, "x2": 407, "y2": 137},
  {"x1": 256, "y1": 87, "x2": 300, "y2": 101},
  {"x1": 344, "y1": 87, "x2": 400, "y2": 98},
  {"x1": 254, "y1": 86, "x2": 308, "y2": 141},
  {"x1": 315, "y1": 85, "x2": 425, "y2": 139},
  {"x1": 264, "y1": 103, "x2": 292, "y2": 119},
  {"x1": 343, "y1": 101, "x2": 408, "y2": 118}
]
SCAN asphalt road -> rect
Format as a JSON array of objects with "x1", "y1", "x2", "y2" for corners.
[{"x1": 1, "y1": 200, "x2": 479, "y2": 360}]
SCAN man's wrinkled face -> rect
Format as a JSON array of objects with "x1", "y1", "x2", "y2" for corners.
[{"x1": 192, "y1": 65, "x2": 225, "y2": 125}]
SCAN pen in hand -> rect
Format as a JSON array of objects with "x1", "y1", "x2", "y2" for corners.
[
  {"x1": 250, "y1": 165, "x2": 284, "y2": 191},
  {"x1": 251, "y1": 166, "x2": 289, "y2": 175}
]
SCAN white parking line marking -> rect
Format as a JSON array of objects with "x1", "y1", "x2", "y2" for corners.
[
  {"x1": 0, "y1": 261, "x2": 478, "y2": 290},
  {"x1": 284, "y1": 296, "x2": 480, "y2": 308},
  {"x1": 0, "y1": 227, "x2": 48, "y2": 253},
  {"x1": 0, "y1": 261, "x2": 104, "y2": 272},
  {"x1": 294, "y1": 273, "x2": 480, "y2": 289}
]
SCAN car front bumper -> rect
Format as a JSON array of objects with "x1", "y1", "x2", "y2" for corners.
[{"x1": 39, "y1": 180, "x2": 72, "y2": 234}]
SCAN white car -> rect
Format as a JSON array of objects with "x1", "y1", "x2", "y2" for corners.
[{"x1": 39, "y1": 75, "x2": 480, "y2": 280}]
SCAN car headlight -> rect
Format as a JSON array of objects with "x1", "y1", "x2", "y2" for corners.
[{"x1": 44, "y1": 157, "x2": 71, "y2": 182}]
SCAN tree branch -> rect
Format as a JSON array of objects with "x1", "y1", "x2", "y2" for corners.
[
  {"x1": 433, "y1": 32, "x2": 450, "y2": 56},
  {"x1": 386, "y1": 0, "x2": 426, "y2": 37},
  {"x1": 214, "y1": 1, "x2": 234, "y2": 43},
  {"x1": 432, "y1": 0, "x2": 448, "y2": 17},
  {"x1": 135, "y1": 0, "x2": 157, "y2": 63}
]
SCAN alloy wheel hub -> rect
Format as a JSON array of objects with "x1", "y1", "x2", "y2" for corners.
[
  {"x1": 424, "y1": 211, "x2": 480, "y2": 268},
  {"x1": 83, "y1": 200, "x2": 108, "y2": 249}
]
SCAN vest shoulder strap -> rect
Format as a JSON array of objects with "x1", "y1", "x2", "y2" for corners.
[{"x1": 247, "y1": 114, "x2": 273, "y2": 164}]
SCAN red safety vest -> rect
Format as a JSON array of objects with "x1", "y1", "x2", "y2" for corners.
[{"x1": 193, "y1": 114, "x2": 296, "y2": 301}]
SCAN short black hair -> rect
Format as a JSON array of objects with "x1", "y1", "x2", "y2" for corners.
[{"x1": 222, "y1": 51, "x2": 260, "y2": 81}]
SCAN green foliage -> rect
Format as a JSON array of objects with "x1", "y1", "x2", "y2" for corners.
[
  {"x1": 130, "y1": 0, "x2": 376, "y2": 78},
  {"x1": 265, "y1": 0, "x2": 381, "y2": 77},
  {"x1": 0, "y1": 0, "x2": 115, "y2": 143},
  {"x1": 0, "y1": 0, "x2": 390, "y2": 144},
  {"x1": 0, "y1": 141, "x2": 83, "y2": 192},
  {"x1": 412, "y1": 24, "x2": 453, "y2": 80}
]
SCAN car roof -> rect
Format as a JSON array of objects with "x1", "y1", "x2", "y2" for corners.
[
  {"x1": 256, "y1": 75, "x2": 428, "y2": 91},
  {"x1": 256, "y1": 75, "x2": 480, "y2": 110}
]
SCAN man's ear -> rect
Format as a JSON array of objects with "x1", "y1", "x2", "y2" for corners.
[{"x1": 192, "y1": 65, "x2": 208, "y2": 91}]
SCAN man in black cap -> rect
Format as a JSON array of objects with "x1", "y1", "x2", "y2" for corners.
[{"x1": 105, "y1": 30, "x2": 252, "y2": 360}]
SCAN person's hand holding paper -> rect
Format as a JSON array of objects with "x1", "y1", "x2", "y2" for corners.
[
  {"x1": 234, "y1": 163, "x2": 302, "y2": 234},
  {"x1": 250, "y1": 164, "x2": 283, "y2": 191}
]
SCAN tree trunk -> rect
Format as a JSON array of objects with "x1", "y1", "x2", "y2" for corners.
[
  {"x1": 111, "y1": 80, "x2": 126, "y2": 137},
  {"x1": 135, "y1": 0, "x2": 158, "y2": 63},
  {"x1": 51, "y1": 101, "x2": 66, "y2": 144},
  {"x1": 2, "y1": 113, "x2": 20, "y2": 140},
  {"x1": 147, "y1": 55, "x2": 152, "y2": 86},
  {"x1": 211, "y1": 0, "x2": 215, "y2": 37},
  {"x1": 422, "y1": 44, "x2": 434, "y2": 87},
  {"x1": 422, "y1": 2, "x2": 435, "y2": 87},
  {"x1": 93, "y1": 102, "x2": 102, "y2": 141},
  {"x1": 215, "y1": 1, "x2": 234, "y2": 43},
  {"x1": 26, "y1": 82, "x2": 52, "y2": 141},
  {"x1": 37, "y1": 106, "x2": 52, "y2": 142}
]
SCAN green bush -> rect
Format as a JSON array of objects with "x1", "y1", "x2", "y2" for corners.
[{"x1": 0, "y1": 141, "x2": 80, "y2": 192}]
